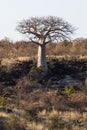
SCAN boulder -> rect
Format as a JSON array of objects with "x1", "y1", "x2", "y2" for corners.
[{"x1": 51, "y1": 75, "x2": 82, "y2": 88}]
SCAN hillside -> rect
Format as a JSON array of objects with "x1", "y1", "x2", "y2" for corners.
[
  {"x1": 0, "y1": 57, "x2": 87, "y2": 130},
  {"x1": 0, "y1": 38, "x2": 87, "y2": 129}
]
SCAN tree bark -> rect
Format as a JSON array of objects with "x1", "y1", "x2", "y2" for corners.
[{"x1": 37, "y1": 45, "x2": 47, "y2": 69}]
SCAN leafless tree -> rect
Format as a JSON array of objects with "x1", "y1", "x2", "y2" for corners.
[{"x1": 17, "y1": 16, "x2": 74, "y2": 69}]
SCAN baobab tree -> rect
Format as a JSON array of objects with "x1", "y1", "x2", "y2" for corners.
[{"x1": 17, "y1": 16, "x2": 74, "y2": 69}]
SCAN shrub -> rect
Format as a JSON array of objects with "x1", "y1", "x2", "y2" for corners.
[
  {"x1": 84, "y1": 77, "x2": 87, "y2": 94},
  {"x1": 0, "y1": 96, "x2": 6, "y2": 108},
  {"x1": 85, "y1": 77, "x2": 87, "y2": 87},
  {"x1": 64, "y1": 85, "x2": 75, "y2": 97},
  {"x1": 29, "y1": 66, "x2": 47, "y2": 81}
]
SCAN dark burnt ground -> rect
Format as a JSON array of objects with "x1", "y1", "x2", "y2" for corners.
[
  {"x1": 0, "y1": 59, "x2": 87, "y2": 112},
  {"x1": 0, "y1": 60, "x2": 33, "y2": 86},
  {"x1": 0, "y1": 59, "x2": 87, "y2": 87},
  {"x1": 47, "y1": 59, "x2": 87, "y2": 81}
]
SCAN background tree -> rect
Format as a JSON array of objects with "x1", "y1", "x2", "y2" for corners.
[{"x1": 17, "y1": 16, "x2": 74, "y2": 69}]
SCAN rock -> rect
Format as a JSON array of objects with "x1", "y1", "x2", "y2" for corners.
[
  {"x1": 51, "y1": 75, "x2": 82, "y2": 88},
  {"x1": 31, "y1": 83, "x2": 43, "y2": 88}
]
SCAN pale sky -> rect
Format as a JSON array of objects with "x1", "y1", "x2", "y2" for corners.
[{"x1": 0, "y1": 0, "x2": 87, "y2": 41}]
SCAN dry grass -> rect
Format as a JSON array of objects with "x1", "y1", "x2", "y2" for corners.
[
  {"x1": 0, "y1": 112, "x2": 10, "y2": 118},
  {"x1": 1, "y1": 54, "x2": 87, "y2": 67},
  {"x1": 0, "y1": 109, "x2": 87, "y2": 130},
  {"x1": 0, "y1": 112, "x2": 25, "y2": 130},
  {"x1": 70, "y1": 92, "x2": 87, "y2": 103},
  {"x1": 0, "y1": 56, "x2": 87, "y2": 130}
]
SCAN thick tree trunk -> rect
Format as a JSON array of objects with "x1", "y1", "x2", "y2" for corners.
[{"x1": 37, "y1": 45, "x2": 47, "y2": 69}]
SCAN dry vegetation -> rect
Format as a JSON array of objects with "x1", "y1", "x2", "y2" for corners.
[
  {"x1": 0, "y1": 38, "x2": 87, "y2": 59},
  {"x1": 0, "y1": 38, "x2": 87, "y2": 129}
]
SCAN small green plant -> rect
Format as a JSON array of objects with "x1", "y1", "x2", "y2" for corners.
[
  {"x1": 29, "y1": 66, "x2": 47, "y2": 81},
  {"x1": 65, "y1": 85, "x2": 75, "y2": 96},
  {"x1": 85, "y1": 77, "x2": 87, "y2": 87},
  {"x1": 0, "y1": 96, "x2": 6, "y2": 108},
  {"x1": 84, "y1": 77, "x2": 87, "y2": 94}
]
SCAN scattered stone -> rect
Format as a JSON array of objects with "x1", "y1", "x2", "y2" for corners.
[
  {"x1": 30, "y1": 83, "x2": 44, "y2": 88},
  {"x1": 51, "y1": 75, "x2": 82, "y2": 88}
]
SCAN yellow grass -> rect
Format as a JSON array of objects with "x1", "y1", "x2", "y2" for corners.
[{"x1": 0, "y1": 112, "x2": 10, "y2": 118}]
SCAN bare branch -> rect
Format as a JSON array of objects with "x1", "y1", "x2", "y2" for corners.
[
  {"x1": 17, "y1": 16, "x2": 75, "y2": 44},
  {"x1": 45, "y1": 40, "x2": 51, "y2": 45},
  {"x1": 31, "y1": 40, "x2": 41, "y2": 46}
]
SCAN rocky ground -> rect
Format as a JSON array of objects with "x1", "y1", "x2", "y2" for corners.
[{"x1": 0, "y1": 58, "x2": 87, "y2": 130}]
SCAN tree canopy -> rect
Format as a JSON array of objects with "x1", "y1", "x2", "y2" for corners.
[{"x1": 17, "y1": 16, "x2": 74, "y2": 45}]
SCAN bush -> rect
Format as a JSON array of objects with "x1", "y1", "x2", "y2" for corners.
[
  {"x1": 29, "y1": 66, "x2": 47, "y2": 82},
  {"x1": 0, "y1": 96, "x2": 6, "y2": 108},
  {"x1": 84, "y1": 77, "x2": 87, "y2": 94},
  {"x1": 85, "y1": 77, "x2": 87, "y2": 87},
  {"x1": 64, "y1": 85, "x2": 75, "y2": 97}
]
